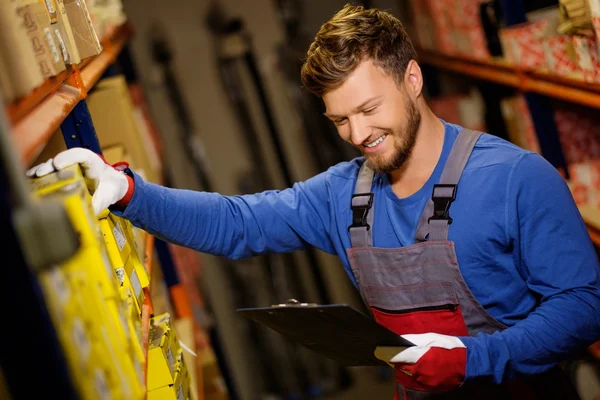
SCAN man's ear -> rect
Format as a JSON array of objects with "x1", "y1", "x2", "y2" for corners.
[{"x1": 404, "y1": 60, "x2": 423, "y2": 99}]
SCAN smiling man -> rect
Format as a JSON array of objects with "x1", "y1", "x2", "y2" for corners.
[{"x1": 28, "y1": 4, "x2": 600, "y2": 399}]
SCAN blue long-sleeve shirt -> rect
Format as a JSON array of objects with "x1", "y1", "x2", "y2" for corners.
[{"x1": 117, "y1": 121, "x2": 600, "y2": 384}]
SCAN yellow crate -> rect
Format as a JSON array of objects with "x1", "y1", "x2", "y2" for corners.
[
  {"x1": 147, "y1": 358, "x2": 187, "y2": 400},
  {"x1": 30, "y1": 164, "x2": 102, "y2": 251},
  {"x1": 147, "y1": 321, "x2": 177, "y2": 391}
]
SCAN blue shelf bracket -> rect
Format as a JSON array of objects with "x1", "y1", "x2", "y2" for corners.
[{"x1": 60, "y1": 100, "x2": 103, "y2": 155}]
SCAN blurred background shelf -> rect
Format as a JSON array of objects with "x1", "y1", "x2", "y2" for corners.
[
  {"x1": 8, "y1": 23, "x2": 132, "y2": 165},
  {"x1": 417, "y1": 49, "x2": 600, "y2": 109}
]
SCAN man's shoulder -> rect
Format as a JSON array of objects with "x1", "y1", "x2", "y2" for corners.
[{"x1": 467, "y1": 130, "x2": 536, "y2": 171}]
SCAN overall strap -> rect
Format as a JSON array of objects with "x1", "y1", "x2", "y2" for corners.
[
  {"x1": 349, "y1": 163, "x2": 375, "y2": 247},
  {"x1": 415, "y1": 129, "x2": 483, "y2": 242}
]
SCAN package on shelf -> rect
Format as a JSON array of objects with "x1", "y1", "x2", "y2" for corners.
[
  {"x1": 554, "y1": 106, "x2": 600, "y2": 165},
  {"x1": 63, "y1": 0, "x2": 102, "y2": 59},
  {"x1": 54, "y1": 0, "x2": 82, "y2": 64},
  {"x1": 0, "y1": 0, "x2": 45, "y2": 103},
  {"x1": 447, "y1": 0, "x2": 490, "y2": 60},
  {"x1": 28, "y1": 164, "x2": 144, "y2": 400},
  {"x1": 429, "y1": 90, "x2": 486, "y2": 132},
  {"x1": 87, "y1": 74, "x2": 160, "y2": 183},
  {"x1": 18, "y1": 3, "x2": 66, "y2": 78},
  {"x1": 147, "y1": 312, "x2": 184, "y2": 391},
  {"x1": 499, "y1": 8, "x2": 560, "y2": 69},
  {"x1": 500, "y1": 95, "x2": 541, "y2": 154},
  {"x1": 87, "y1": 0, "x2": 126, "y2": 40},
  {"x1": 98, "y1": 209, "x2": 147, "y2": 316},
  {"x1": 543, "y1": 35, "x2": 583, "y2": 80},
  {"x1": 573, "y1": 34, "x2": 600, "y2": 82},
  {"x1": 147, "y1": 353, "x2": 193, "y2": 400},
  {"x1": 588, "y1": 0, "x2": 600, "y2": 46},
  {"x1": 567, "y1": 161, "x2": 600, "y2": 207},
  {"x1": 558, "y1": 0, "x2": 594, "y2": 34}
]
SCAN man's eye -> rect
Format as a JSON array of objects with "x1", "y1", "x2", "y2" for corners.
[
  {"x1": 363, "y1": 106, "x2": 378, "y2": 115},
  {"x1": 334, "y1": 118, "x2": 348, "y2": 125}
]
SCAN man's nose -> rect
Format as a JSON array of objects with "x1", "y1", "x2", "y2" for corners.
[{"x1": 349, "y1": 117, "x2": 369, "y2": 147}]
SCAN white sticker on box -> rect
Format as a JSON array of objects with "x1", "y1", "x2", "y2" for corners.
[
  {"x1": 115, "y1": 267, "x2": 125, "y2": 287},
  {"x1": 44, "y1": 0, "x2": 56, "y2": 14},
  {"x1": 94, "y1": 369, "x2": 111, "y2": 400},
  {"x1": 72, "y1": 318, "x2": 91, "y2": 365},
  {"x1": 167, "y1": 347, "x2": 175, "y2": 375},
  {"x1": 43, "y1": 27, "x2": 60, "y2": 63},
  {"x1": 130, "y1": 269, "x2": 142, "y2": 300},
  {"x1": 113, "y1": 224, "x2": 127, "y2": 251},
  {"x1": 54, "y1": 28, "x2": 68, "y2": 62}
]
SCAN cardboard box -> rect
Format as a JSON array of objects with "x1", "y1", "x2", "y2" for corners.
[
  {"x1": 573, "y1": 34, "x2": 600, "y2": 83},
  {"x1": 0, "y1": 0, "x2": 45, "y2": 102},
  {"x1": 19, "y1": 3, "x2": 66, "y2": 78},
  {"x1": 87, "y1": 75, "x2": 158, "y2": 183},
  {"x1": 63, "y1": 0, "x2": 102, "y2": 59},
  {"x1": 55, "y1": 0, "x2": 81, "y2": 64}
]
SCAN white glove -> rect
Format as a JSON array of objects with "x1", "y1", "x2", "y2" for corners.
[
  {"x1": 375, "y1": 333, "x2": 467, "y2": 392},
  {"x1": 388, "y1": 333, "x2": 465, "y2": 363},
  {"x1": 26, "y1": 147, "x2": 130, "y2": 215}
]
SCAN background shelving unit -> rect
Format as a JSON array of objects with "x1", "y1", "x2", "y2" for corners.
[{"x1": 417, "y1": 47, "x2": 600, "y2": 246}]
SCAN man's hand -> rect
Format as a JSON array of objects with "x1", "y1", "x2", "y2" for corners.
[
  {"x1": 26, "y1": 147, "x2": 133, "y2": 215},
  {"x1": 375, "y1": 332, "x2": 466, "y2": 392}
]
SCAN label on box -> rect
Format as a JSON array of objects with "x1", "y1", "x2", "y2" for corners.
[
  {"x1": 43, "y1": 27, "x2": 60, "y2": 63},
  {"x1": 94, "y1": 369, "x2": 111, "y2": 400},
  {"x1": 54, "y1": 28, "x2": 68, "y2": 62},
  {"x1": 115, "y1": 267, "x2": 125, "y2": 287},
  {"x1": 44, "y1": 0, "x2": 56, "y2": 15},
  {"x1": 72, "y1": 318, "x2": 91, "y2": 364},
  {"x1": 167, "y1": 347, "x2": 175, "y2": 375},
  {"x1": 113, "y1": 224, "x2": 127, "y2": 251},
  {"x1": 48, "y1": 268, "x2": 70, "y2": 306},
  {"x1": 130, "y1": 269, "x2": 142, "y2": 300}
]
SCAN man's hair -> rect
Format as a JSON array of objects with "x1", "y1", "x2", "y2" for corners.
[{"x1": 301, "y1": 4, "x2": 417, "y2": 97}]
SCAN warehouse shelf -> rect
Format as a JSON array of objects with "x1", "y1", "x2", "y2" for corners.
[
  {"x1": 417, "y1": 49, "x2": 600, "y2": 109},
  {"x1": 8, "y1": 23, "x2": 132, "y2": 166}
]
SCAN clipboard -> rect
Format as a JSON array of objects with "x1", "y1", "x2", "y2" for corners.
[{"x1": 236, "y1": 302, "x2": 414, "y2": 367}]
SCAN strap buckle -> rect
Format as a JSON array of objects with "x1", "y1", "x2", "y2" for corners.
[
  {"x1": 428, "y1": 184, "x2": 457, "y2": 224},
  {"x1": 349, "y1": 193, "x2": 374, "y2": 231}
]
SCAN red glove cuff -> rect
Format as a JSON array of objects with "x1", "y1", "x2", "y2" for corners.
[{"x1": 115, "y1": 174, "x2": 135, "y2": 207}]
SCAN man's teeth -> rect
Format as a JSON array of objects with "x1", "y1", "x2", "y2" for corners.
[{"x1": 365, "y1": 135, "x2": 386, "y2": 148}]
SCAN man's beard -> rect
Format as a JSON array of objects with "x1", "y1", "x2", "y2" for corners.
[{"x1": 366, "y1": 100, "x2": 421, "y2": 174}]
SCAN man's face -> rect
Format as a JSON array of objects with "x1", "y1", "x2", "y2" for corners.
[{"x1": 322, "y1": 59, "x2": 421, "y2": 174}]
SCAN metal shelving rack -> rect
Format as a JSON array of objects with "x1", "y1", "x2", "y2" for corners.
[{"x1": 0, "y1": 21, "x2": 172, "y2": 399}]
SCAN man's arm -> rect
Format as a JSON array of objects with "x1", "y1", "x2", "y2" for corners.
[
  {"x1": 116, "y1": 171, "x2": 337, "y2": 259},
  {"x1": 459, "y1": 153, "x2": 600, "y2": 383}
]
